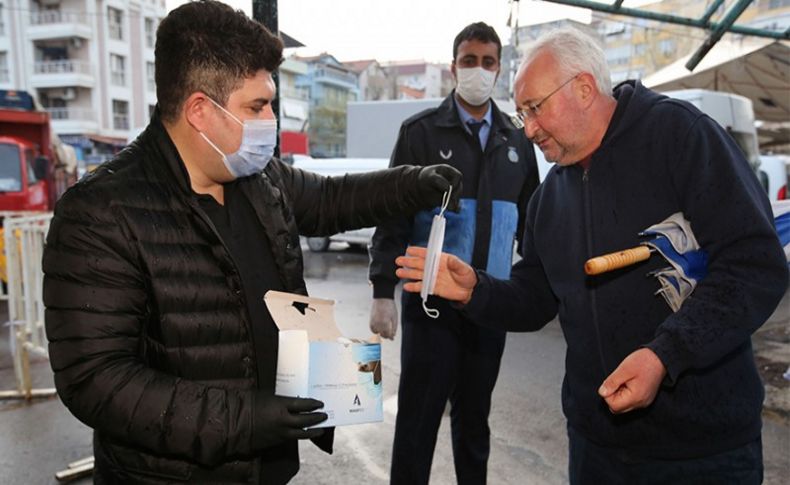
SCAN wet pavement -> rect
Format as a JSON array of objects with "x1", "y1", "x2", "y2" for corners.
[{"x1": 0, "y1": 243, "x2": 787, "y2": 484}]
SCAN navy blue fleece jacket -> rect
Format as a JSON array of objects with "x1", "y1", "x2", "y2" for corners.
[{"x1": 463, "y1": 81, "x2": 788, "y2": 458}]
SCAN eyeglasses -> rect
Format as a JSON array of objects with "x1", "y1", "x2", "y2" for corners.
[{"x1": 512, "y1": 74, "x2": 579, "y2": 128}]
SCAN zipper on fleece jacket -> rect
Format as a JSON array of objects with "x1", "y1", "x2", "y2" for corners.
[{"x1": 582, "y1": 166, "x2": 609, "y2": 377}]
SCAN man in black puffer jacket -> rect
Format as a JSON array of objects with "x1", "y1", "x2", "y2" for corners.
[{"x1": 42, "y1": 2, "x2": 460, "y2": 483}]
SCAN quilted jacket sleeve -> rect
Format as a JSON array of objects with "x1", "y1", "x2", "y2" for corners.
[
  {"x1": 269, "y1": 158, "x2": 427, "y2": 238},
  {"x1": 368, "y1": 121, "x2": 424, "y2": 298},
  {"x1": 43, "y1": 184, "x2": 258, "y2": 467}
]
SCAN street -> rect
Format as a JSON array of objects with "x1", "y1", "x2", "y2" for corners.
[{"x1": 0, "y1": 242, "x2": 787, "y2": 484}]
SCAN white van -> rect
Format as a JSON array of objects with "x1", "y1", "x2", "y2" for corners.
[
  {"x1": 663, "y1": 89, "x2": 761, "y2": 170},
  {"x1": 292, "y1": 156, "x2": 389, "y2": 251},
  {"x1": 759, "y1": 154, "x2": 789, "y2": 201}
]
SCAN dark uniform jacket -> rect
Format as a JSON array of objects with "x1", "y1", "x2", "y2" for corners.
[
  {"x1": 43, "y1": 114, "x2": 436, "y2": 483},
  {"x1": 369, "y1": 93, "x2": 539, "y2": 324}
]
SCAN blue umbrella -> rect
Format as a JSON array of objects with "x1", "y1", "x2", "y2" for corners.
[
  {"x1": 772, "y1": 201, "x2": 790, "y2": 263},
  {"x1": 639, "y1": 212, "x2": 708, "y2": 312},
  {"x1": 586, "y1": 206, "x2": 789, "y2": 313}
]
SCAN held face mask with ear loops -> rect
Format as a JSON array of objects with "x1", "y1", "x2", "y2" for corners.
[{"x1": 420, "y1": 186, "x2": 452, "y2": 319}]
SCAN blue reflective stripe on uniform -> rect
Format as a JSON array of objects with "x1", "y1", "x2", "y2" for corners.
[
  {"x1": 486, "y1": 200, "x2": 518, "y2": 279},
  {"x1": 411, "y1": 198, "x2": 476, "y2": 263},
  {"x1": 411, "y1": 198, "x2": 517, "y2": 279}
]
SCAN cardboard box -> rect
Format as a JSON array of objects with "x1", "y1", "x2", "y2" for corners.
[{"x1": 264, "y1": 291, "x2": 383, "y2": 428}]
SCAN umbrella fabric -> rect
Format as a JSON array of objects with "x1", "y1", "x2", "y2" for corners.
[
  {"x1": 640, "y1": 212, "x2": 708, "y2": 312},
  {"x1": 772, "y1": 200, "x2": 790, "y2": 263}
]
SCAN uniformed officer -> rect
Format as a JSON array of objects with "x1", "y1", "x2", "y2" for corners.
[{"x1": 368, "y1": 22, "x2": 540, "y2": 485}]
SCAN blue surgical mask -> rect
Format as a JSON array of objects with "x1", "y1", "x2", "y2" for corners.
[{"x1": 200, "y1": 97, "x2": 277, "y2": 178}]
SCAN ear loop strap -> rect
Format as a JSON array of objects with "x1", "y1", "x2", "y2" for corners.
[
  {"x1": 422, "y1": 300, "x2": 440, "y2": 319},
  {"x1": 439, "y1": 185, "x2": 452, "y2": 217},
  {"x1": 206, "y1": 96, "x2": 243, "y2": 126},
  {"x1": 421, "y1": 185, "x2": 453, "y2": 320}
]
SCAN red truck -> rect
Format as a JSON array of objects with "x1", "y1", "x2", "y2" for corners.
[{"x1": 0, "y1": 90, "x2": 76, "y2": 211}]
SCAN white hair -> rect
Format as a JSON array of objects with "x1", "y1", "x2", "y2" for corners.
[{"x1": 521, "y1": 27, "x2": 612, "y2": 95}]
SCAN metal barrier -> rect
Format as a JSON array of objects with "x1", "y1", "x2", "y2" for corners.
[
  {"x1": 0, "y1": 212, "x2": 93, "y2": 482},
  {"x1": 0, "y1": 212, "x2": 56, "y2": 400}
]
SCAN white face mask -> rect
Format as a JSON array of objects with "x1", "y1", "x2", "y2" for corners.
[
  {"x1": 421, "y1": 186, "x2": 453, "y2": 319},
  {"x1": 200, "y1": 97, "x2": 277, "y2": 178},
  {"x1": 455, "y1": 67, "x2": 497, "y2": 106}
]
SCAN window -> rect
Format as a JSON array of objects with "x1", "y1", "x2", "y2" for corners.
[
  {"x1": 659, "y1": 39, "x2": 676, "y2": 57},
  {"x1": 144, "y1": 18, "x2": 155, "y2": 48},
  {"x1": 26, "y1": 149, "x2": 39, "y2": 185},
  {"x1": 146, "y1": 61, "x2": 155, "y2": 91},
  {"x1": 110, "y1": 54, "x2": 125, "y2": 86},
  {"x1": 0, "y1": 143, "x2": 22, "y2": 191},
  {"x1": 0, "y1": 51, "x2": 8, "y2": 83},
  {"x1": 769, "y1": 0, "x2": 790, "y2": 8},
  {"x1": 0, "y1": 3, "x2": 5, "y2": 36},
  {"x1": 108, "y1": 7, "x2": 123, "y2": 40},
  {"x1": 605, "y1": 46, "x2": 630, "y2": 66},
  {"x1": 112, "y1": 99, "x2": 129, "y2": 130},
  {"x1": 604, "y1": 22, "x2": 628, "y2": 37}
]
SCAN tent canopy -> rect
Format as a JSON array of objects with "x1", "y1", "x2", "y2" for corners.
[{"x1": 643, "y1": 39, "x2": 790, "y2": 123}]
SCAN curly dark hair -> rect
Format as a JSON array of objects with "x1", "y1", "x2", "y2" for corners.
[
  {"x1": 453, "y1": 22, "x2": 502, "y2": 61},
  {"x1": 155, "y1": 0, "x2": 284, "y2": 122}
]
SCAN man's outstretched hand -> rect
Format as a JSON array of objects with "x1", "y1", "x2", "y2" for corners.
[{"x1": 395, "y1": 246, "x2": 477, "y2": 305}]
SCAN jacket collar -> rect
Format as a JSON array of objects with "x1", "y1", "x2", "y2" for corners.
[{"x1": 141, "y1": 109, "x2": 197, "y2": 198}]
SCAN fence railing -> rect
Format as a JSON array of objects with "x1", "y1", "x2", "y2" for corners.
[
  {"x1": 34, "y1": 59, "x2": 92, "y2": 76},
  {"x1": 47, "y1": 107, "x2": 95, "y2": 121},
  {"x1": 29, "y1": 10, "x2": 89, "y2": 26},
  {"x1": 0, "y1": 212, "x2": 56, "y2": 400}
]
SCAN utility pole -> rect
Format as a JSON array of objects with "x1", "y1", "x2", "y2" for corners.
[{"x1": 251, "y1": 0, "x2": 281, "y2": 156}]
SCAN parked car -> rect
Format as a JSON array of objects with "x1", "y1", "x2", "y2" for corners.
[{"x1": 292, "y1": 156, "x2": 389, "y2": 251}]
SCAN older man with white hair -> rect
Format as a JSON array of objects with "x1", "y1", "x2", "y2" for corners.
[{"x1": 395, "y1": 27, "x2": 788, "y2": 484}]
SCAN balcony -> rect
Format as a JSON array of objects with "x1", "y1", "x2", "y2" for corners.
[
  {"x1": 313, "y1": 67, "x2": 357, "y2": 88},
  {"x1": 281, "y1": 86, "x2": 309, "y2": 100},
  {"x1": 46, "y1": 107, "x2": 98, "y2": 134},
  {"x1": 31, "y1": 60, "x2": 94, "y2": 88},
  {"x1": 27, "y1": 11, "x2": 92, "y2": 41}
]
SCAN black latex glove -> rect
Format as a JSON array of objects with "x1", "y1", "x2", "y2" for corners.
[
  {"x1": 252, "y1": 392, "x2": 328, "y2": 450},
  {"x1": 417, "y1": 164, "x2": 463, "y2": 212}
]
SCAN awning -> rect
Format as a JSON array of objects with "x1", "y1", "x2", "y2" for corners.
[
  {"x1": 643, "y1": 39, "x2": 790, "y2": 123},
  {"x1": 87, "y1": 134, "x2": 127, "y2": 147}
]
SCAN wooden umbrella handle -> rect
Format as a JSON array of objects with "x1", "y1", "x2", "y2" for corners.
[{"x1": 584, "y1": 246, "x2": 652, "y2": 275}]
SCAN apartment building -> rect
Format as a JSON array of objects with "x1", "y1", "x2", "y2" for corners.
[
  {"x1": 591, "y1": 0, "x2": 790, "y2": 84},
  {"x1": 342, "y1": 59, "x2": 393, "y2": 101},
  {"x1": 278, "y1": 56, "x2": 310, "y2": 156},
  {"x1": 294, "y1": 53, "x2": 359, "y2": 157},
  {"x1": 0, "y1": 0, "x2": 165, "y2": 163},
  {"x1": 383, "y1": 60, "x2": 453, "y2": 100}
]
